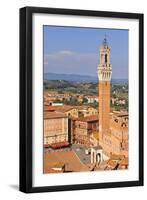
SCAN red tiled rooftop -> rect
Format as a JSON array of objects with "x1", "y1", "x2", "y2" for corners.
[
  {"x1": 44, "y1": 151, "x2": 89, "y2": 174},
  {"x1": 44, "y1": 112, "x2": 67, "y2": 119},
  {"x1": 76, "y1": 115, "x2": 98, "y2": 122},
  {"x1": 44, "y1": 105, "x2": 75, "y2": 112},
  {"x1": 44, "y1": 105, "x2": 56, "y2": 111}
]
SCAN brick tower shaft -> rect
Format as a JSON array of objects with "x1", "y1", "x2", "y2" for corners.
[
  {"x1": 99, "y1": 81, "x2": 110, "y2": 137},
  {"x1": 97, "y1": 38, "x2": 112, "y2": 143}
]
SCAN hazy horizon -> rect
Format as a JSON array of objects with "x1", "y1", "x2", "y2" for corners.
[{"x1": 44, "y1": 72, "x2": 128, "y2": 80}]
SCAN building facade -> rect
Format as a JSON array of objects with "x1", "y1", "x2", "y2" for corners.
[
  {"x1": 77, "y1": 106, "x2": 98, "y2": 118},
  {"x1": 97, "y1": 38, "x2": 128, "y2": 157},
  {"x1": 44, "y1": 112, "x2": 69, "y2": 148},
  {"x1": 73, "y1": 115, "x2": 99, "y2": 146}
]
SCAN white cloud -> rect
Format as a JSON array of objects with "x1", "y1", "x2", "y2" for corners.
[
  {"x1": 59, "y1": 50, "x2": 74, "y2": 55},
  {"x1": 44, "y1": 50, "x2": 98, "y2": 75}
]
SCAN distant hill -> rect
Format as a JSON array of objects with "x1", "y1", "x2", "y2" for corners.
[
  {"x1": 44, "y1": 73, "x2": 97, "y2": 82},
  {"x1": 44, "y1": 73, "x2": 128, "y2": 84}
]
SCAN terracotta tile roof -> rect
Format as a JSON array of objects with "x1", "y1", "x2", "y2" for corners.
[
  {"x1": 74, "y1": 105, "x2": 96, "y2": 110},
  {"x1": 112, "y1": 111, "x2": 128, "y2": 118},
  {"x1": 119, "y1": 157, "x2": 128, "y2": 165},
  {"x1": 110, "y1": 154, "x2": 125, "y2": 161},
  {"x1": 76, "y1": 115, "x2": 98, "y2": 122},
  {"x1": 44, "y1": 105, "x2": 97, "y2": 112},
  {"x1": 44, "y1": 151, "x2": 89, "y2": 173},
  {"x1": 106, "y1": 160, "x2": 118, "y2": 169},
  {"x1": 44, "y1": 112, "x2": 67, "y2": 119},
  {"x1": 44, "y1": 161, "x2": 65, "y2": 173},
  {"x1": 49, "y1": 142, "x2": 69, "y2": 149},
  {"x1": 48, "y1": 162, "x2": 65, "y2": 168},
  {"x1": 44, "y1": 105, "x2": 75, "y2": 112},
  {"x1": 44, "y1": 105, "x2": 56, "y2": 111},
  {"x1": 55, "y1": 106, "x2": 75, "y2": 112}
]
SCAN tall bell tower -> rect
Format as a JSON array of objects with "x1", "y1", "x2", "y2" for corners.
[{"x1": 97, "y1": 37, "x2": 112, "y2": 144}]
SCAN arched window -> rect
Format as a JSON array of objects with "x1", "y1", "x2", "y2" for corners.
[{"x1": 105, "y1": 54, "x2": 107, "y2": 64}]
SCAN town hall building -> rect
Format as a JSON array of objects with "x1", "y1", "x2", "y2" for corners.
[{"x1": 97, "y1": 38, "x2": 128, "y2": 158}]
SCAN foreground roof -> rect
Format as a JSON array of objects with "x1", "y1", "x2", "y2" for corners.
[
  {"x1": 44, "y1": 112, "x2": 67, "y2": 119},
  {"x1": 76, "y1": 115, "x2": 98, "y2": 122}
]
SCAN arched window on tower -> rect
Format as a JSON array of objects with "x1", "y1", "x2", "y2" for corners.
[{"x1": 105, "y1": 54, "x2": 107, "y2": 64}]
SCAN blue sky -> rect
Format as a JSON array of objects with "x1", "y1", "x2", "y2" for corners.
[{"x1": 44, "y1": 26, "x2": 128, "y2": 79}]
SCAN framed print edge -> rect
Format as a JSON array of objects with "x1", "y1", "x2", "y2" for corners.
[
  {"x1": 19, "y1": 7, "x2": 33, "y2": 193},
  {"x1": 138, "y1": 13, "x2": 144, "y2": 187},
  {"x1": 19, "y1": 6, "x2": 144, "y2": 193}
]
